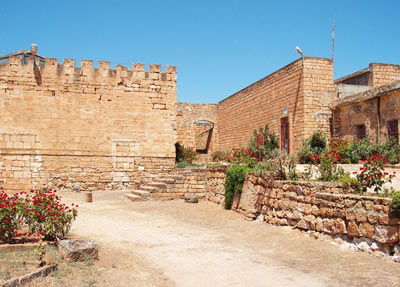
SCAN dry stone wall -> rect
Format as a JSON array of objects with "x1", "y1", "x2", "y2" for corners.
[
  {"x1": 205, "y1": 165, "x2": 228, "y2": 205},
  {"x1": 0, "y1": 57, "x2": 177, "y2": 191},
  {"x1": 206, "y1": 166, "x2": 400, "y2": 255}
]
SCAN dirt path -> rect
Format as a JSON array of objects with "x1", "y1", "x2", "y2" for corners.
[{"x1": 63, "y1": 191, "x2": 400, "y2": 287}]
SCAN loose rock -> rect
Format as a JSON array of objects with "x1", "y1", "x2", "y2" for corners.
[
  {"x1": 59, "y1": 239, "x2": 99, "y2": 262},
  {"x1": 184, "y1": 194, "x2": 199, "y2": 203}
]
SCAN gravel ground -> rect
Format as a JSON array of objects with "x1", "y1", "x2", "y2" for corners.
[{"x1": 58, "y1": 190, "x2": 400, "y2": 287}]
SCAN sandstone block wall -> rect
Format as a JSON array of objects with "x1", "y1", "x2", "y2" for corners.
[
  {"x1": 0, "y1": 57, "x2": 177, "y2": 191},
  {"x1": 177, "y1": 102, "x2": 218, "y2": 163},
  {"x1": 371, "y1": 63, "x2": 400, "y2": 87},
  {"x1": 206, "y1": 166, "x2": 400, "y2": 252},
  {"x1": 217, "y1": 57, "x2": 334, "y2": 154},
  {"x1": 152, "y1": 168, "x2": 207, "y2": 198}
]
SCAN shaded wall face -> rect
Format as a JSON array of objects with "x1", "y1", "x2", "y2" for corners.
[
  {"x1": 333, "y1": 92, "x2": 400, "y2": 143},
  {"x1": 0, "y1": 57, "x2": 177, "y2": 191},
  {"x1": 217, "y1": 58, "x2": 334, "y2": 154},
  {"x1": 176, "y1": 102, "x2": 218, "y2": 162}
]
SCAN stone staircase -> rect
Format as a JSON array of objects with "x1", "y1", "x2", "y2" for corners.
[
  {"x1": 124, "y1": 173, "x2": 186, "y2": 201},
  {"x1": 124, "y1": 168, "x2": 206, "y2": 201}
]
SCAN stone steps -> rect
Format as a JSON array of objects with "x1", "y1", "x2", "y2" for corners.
[
  {"x1": 146, "y1": 182, "x2": 167, "y2": 190},
  {"x1": 140, "y1": 185, "x2": 158, "y2": 193},
  {"x1": 130, "y1": 190, "x2": 151, "y2": 197},
  {"x1": 124, "y1": 193, "x2": 143, "y2": 202},
  {"x1": 155, "y1": 178, "x2": 175, "y2": 184}
]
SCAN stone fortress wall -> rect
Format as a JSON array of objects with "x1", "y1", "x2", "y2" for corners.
[{"x1": 0, "y1": 56, "x2": 177, "y2": 191}]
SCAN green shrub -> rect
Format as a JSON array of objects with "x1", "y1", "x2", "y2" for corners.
[
  {"x1": 253, "y1": 160, "x2": 277, "y2": 177},
  {"x1": 211, "y1": 150, "x2": 228, "y2": 162},
  {"x1": 338, "y1": 175, "x2": 361, "y2": 193},
  {"x1": 349, "y1": 138, "x2": 371, "y2": 163},
  {"x1": 297, "y1": 130, "x2": 327, "y2": 163},
  {"x1": 318, "y1": 155, "x2": 346, "y2": 181},
  {"x1": 224, "y1": 165, "x2": 251, "y2": 210},
  {"x1": 380, "y1": 137, "x2": 400, "y2": 165},
  {"x1": 176, "y1": 161, "x2": 200, "y2": 169},
  {"x1": 389, "y1": 192, "x2": 400, "y2": 217},
  {"x1": 247, "y1": 123, "x2": 279, "y2": 161}
]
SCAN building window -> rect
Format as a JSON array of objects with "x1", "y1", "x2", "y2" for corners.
[
  {"x1": 343, "y1": 73, "x2": 369, "y2": 86},
  {"x1": 355, "y1": 124, "x2": 366, "y2": 140},
  {"x1": 387, "y1": 119, "x2": 399, "y2": 143}
]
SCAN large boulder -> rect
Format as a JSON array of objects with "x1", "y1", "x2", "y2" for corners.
[{"x1": 58, "y1": 239, "x2": 99, "y2": 262}]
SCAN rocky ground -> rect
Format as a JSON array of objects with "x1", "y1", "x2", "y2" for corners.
[{"x1": 53, "y1": 190, "x2": 400, "y2": 287}]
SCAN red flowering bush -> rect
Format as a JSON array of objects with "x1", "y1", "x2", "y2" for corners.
[
  {"x1": 327, "y1": 138, "x2": 351, "y2": 164},
  {"x1": 23, "y1": 187, "x2": 78, "y2": 241},
  {"x1": 0, "y1": 189, "x2": 23, "y2": 242},
  {"x1": 175, "y1": 143, "x2": 198, "y2": 163},
  {"x1": 0, "y1": 186, "x2": 78, "y2": 243},
  {"x1": 225, "y1": 148, "x2": 257, "y2": 167},
  {"x1": 354, "y1": 153, "x2": 396, "y2": 193}
]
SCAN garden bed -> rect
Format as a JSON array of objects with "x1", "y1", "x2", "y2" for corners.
[{"x1": 0, "y1": 245, "x2": 59, "y2": 286}]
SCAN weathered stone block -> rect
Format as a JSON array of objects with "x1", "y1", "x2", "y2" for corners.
[
  {"x1": 374, "y1": 225, "x2": 398, "y2": 244},
  {"x1": 347, "y1": 221, "x2": 359, "y2": 237},
  {"x1": 359, "y1": 223, "x2": 375, "y2": 238}
]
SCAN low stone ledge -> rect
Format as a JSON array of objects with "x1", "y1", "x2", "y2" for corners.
[{"x1": 1, "y1": 264, "x2": 57, "y2": 287}]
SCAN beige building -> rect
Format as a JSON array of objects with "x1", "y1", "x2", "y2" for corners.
[{"x1": 0, "y1": 48, "x2": 399, "y2": 191}]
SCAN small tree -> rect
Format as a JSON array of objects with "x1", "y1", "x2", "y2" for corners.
[{"x1": 247, "y1": 123, "x2": 279, "y2": 161}]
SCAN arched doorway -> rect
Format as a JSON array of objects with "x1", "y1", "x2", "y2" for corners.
[{"x1": 194, "y1": 120, "x2": 214, "y2": 163}]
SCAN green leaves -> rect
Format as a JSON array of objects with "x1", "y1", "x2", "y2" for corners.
[
  {"x1": 247, "y1": 123, "x2": 279, "y2": 161},
  {"x1": 224, "y1": 165, "x2": 251, "y2": 210}
]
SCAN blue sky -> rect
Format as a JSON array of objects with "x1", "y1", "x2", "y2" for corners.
[{"x1": 0, "y1": 0, "x2": 398, "y2": 103}]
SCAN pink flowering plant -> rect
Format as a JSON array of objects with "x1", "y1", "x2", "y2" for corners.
[{"x1": 354, "y1": 153, "x2": 396, "y2": 193}]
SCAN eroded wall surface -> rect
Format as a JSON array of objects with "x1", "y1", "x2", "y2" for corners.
[
  {"x1": 333, "y1": 91, "x2": 400, "y2": 143},
  {"x1": 0, "y1": 57, "x2": 177, "y2": 191}
]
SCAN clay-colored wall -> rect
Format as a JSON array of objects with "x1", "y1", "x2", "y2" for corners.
[
  {"x1": 0, "y1": 57, "x2": 177, "y2": 191},
  {"x1": 217, "y1": 57, "x2": 334, "y2": 153},
  {"x1": 333, "y1": 91, "x2": 400, "y2": 143}
]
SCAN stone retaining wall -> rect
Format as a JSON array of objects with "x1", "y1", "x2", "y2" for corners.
[
  {"x1": 206, "y1": 165, "x2": 400, "y2": 255},
  {"x1": 153, "y1": 168, "x2": 207, "y2": 198},
  {"x1": 205, "y1": 165, "x2": 228, "y2": 205}
]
